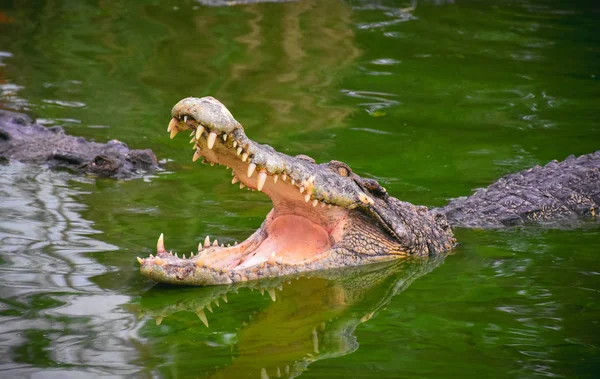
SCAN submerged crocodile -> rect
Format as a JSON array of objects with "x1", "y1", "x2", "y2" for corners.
[
  {"x1": 139, "y1": 97, "x2": 599, "y2": 286},
  {"x1": 0, "y1": 109, "x2": 158, "y2": 178}
]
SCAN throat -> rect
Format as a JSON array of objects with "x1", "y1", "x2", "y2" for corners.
[{"x1": 235, "y1": 214, "x2": 331, "y2": 269}]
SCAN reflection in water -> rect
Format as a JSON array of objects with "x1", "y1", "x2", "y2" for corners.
[
  {"x1": 136, "y1": 256, "x2": 447, "y2": 378},
  {"x1": 0, "y1": 163, "x2": 139, "y2": 376}
]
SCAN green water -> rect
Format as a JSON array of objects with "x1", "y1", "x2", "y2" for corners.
[{"x1": 0, "y1": 0, "x2": 599, "y2": 377}]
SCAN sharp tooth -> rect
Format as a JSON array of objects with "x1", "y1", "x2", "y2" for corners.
[
  {"x1": 189, "y1": 137, "x2": 195, "y2": 144},
  {"x1": 321, "y1": 202, "x2": 326, "y2": 208},
  {"x1": 257, "y1": 171, "x2": 267, "y2": 191},
  {"x1": 170, "y1": 129, "x2": 179, "y2": 139},
  {"x1": 204, "y1": 235, "x2": 210, "y2": 247},
  {"x1": 242, "y1": 153, "x2": 248, "y2": 162},
  {"x1": 190, "y1": 131, "x2": 195, "y2": 137},
  {"x1": 285, "y1": 366, "x2": 290, "y2": 375},
  {"x1": 268, "y1": 252, "x2": 276, "y2": 265},
  {"x1": 273, "y1": 175, "x2": 279, "y2": 183},
  {"x1": 220, "y1": 244, "x2": 224, "y2": 247},
  {"x1": 240, "y1": 183, "x2": 245, "y2": 189},
  {"x1": 213, "y1": 239, "x2": 218, "y2": 246},
  {"x1": 237, "y1": 147, "x2": 242, "y2": 155},
  {"x1": 261, "y1": 368, "x2": 269, "y2": 379},
  {"x1": 137, "y1": 257, "x2": 143, "y2": 264},
  {"x1": 312, "y1": 199, "x2": 318, "y2": 207},
  {"x1": 299, "y1": 186, "x2": 305, "y2": 194},
  {"x1": 222, "y1": 294, "x2": 228, "y2": 303},
  {"x1": 210, "y1": 162, "x2": 215, "y2": 167},
  {"x1": 304, "y1": 194, "x2": 311, "y2": 202},
  {"x1": 193, "y1": 150, "x2": 202, "y2": 162},
  {"x1": 328, "y1": 204, "x2": 332, "y2": 208},
  {"x1": 207, "y1": 132, "x2": 217, "y2": 149},
  {"x1": 167, "y1": 118, "x2": 178, "y2": 132},
  {"x1": 155, "y1": 316, "x2": 163, "y2": 325},
  {"x1": 232, "y1": 176, "x2": 239, "y2": 184},
  {"x1": 206, "y1": 304, "x2": 213, "y2": 313},
  {"x1": 277, "y1": 367, "x2": 281, "y2": 377},
  {"x1": 190, "y1": 252, "x2": 194, "y2": 257},
  {"x1": 282, "y1": 173, "x2": 287, "y2": 182},
  {"x1": 235, "y1": 241, "x2": 238, "y2": 245},
  {"x1": 157, "y1": 233, "x2": 165, "y2": 252},
  {"x1": 291, "y1": 179, "x2": 295, "y2": 186},
  {"x1": 227, "y1": 243, "x2": 231, "y2": 247},
  {"x1": 223, "y1": 134, "x2": 228, "y2": 141},
  {"x1": 233, "y1": 141, "x2": 238, "y2": 148},
  {"x1": 196, "y1": 126, "x2": 204, "y2": 140},
  {"x1": 198, "y1": 242, "x2": 203, "y2": 251},
  {"x1": 174, "y1": 252, "x2": 178, "y2": 258},
  {"x1": 267, "y1": 288, "x2": 276, "y2": 302},
  {"x1": 247, "y1": 163, "x2": 256, "y2": 177},
  {"x1": 183, "y1": 115, "x2": 188, "y2": 123},
  {"x1": 182, "y1": 254, "x2": 186, "y2": 259},
  {"x1": 196, "y1": 309, "x2": 209, "y2": 327}
]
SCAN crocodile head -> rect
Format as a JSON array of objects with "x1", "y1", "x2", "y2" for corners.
[{"x1": 138, "y1": 97, "x2": 455, "y2": 285}]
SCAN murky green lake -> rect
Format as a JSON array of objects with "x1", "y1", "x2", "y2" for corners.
[{"x1": 1, "y1": 0, "x2": 599, "y2": 377}]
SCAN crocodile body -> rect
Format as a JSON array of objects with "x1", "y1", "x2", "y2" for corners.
[
  {"x1": 0, "y1": 109, "x2": 158, "y2": 179},
  {"x1": 137, "y1": 97, "x2": 599, "y2": 286}
]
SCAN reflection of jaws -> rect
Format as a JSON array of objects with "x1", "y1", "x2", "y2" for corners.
[{"x1": 138, "y1": 254, "x2": 447, "y2": 379}]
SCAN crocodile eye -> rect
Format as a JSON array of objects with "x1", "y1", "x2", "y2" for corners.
[{"x1": 328, "y1": 160, "x2": 352, "y2": 177}]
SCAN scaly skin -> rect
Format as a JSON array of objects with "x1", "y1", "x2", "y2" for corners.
[{"x1": 138, "y1": 97, "x2": 455, "y2": 285}]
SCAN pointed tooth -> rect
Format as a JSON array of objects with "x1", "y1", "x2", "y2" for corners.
[
  {"x1": 174, "y1": 252, "x2": 178, "y2": 258},
  {"x1": 321, "y1": 202, "x2": 326, "y2": 208},
  {"x1": 267, "y1": 288, "x2": 276, "y2": 302},
  {"x1": 273, "y1": 175, "x2": 279, "y2": 183},
  {"x1": 242, "y1": 153, "x2": 248, "y2": 162},
  {"x1": 277, "y1": 367, "x2": 281, "y2": 377},
  {"x1": 157, "y1": 233, "x2": 165, "y2": 253},
  {"x1": 210, "y1": 162, "x2": 215, "y2": 167},
  {"x1": 195, "y1": 125, "x2": 204, "y2": 140},
  {"x1": 285, "y1": 366, "x2": 290, "y2": 375},
  {"x1": 137, "y1": 257, "x2": 143, "y2": 264},
  {"x1": 309, "y1": 175, "x2": 315, "y2": 184},
  {"x1": 299, "y1": 186, "x2": 305, "y2": 194},
  {"x1": 260, "y1": 289, "x2": 264, "y2": 296},
  {"x1": 235, "y1": 241, "x2": 238, "y2": 245},
  {"x1": 213, "y1": 239, "x2": 218, "y2": 247},
  {"x1": 182, "y1": 254, "x2": 186, "y2": 259},
  {"x1": 282, "y1": 173, "x2": 287, "y2": 182},
  {"x1": 232, "y1": 176, "x2": 239, "y2": 184},
  {"x1": 240, "y1": 183, "x2": 246, "y2": 189},
  {"x1": 268, "y1": 252, "x2": 276, "y2": 265},
  {"x1": 261, "y1": 368, "x2": 269, "y2": 379},
  {"x1": 190, "y1": 131, "x2": 195, "y2": 137},
  {"x1": 206, "y1": 304, "x2": 213, "y2": 313},
  {"x1": 214, "y1": 299, "x2": 220, "y2": 307},
  {"x1": 170, "y1": 129, "x2": 179, "y2": 139},
  {"x1": 312, "y1": 199, "x2": 318, "y2": 207},
  {"x1": 190, "y1": 252, "x2": 194, "y2": 257},
  {"x1": 207, "y1": 132, "x2": 217, "y2": 149},
  {"x1": 233, "y1": 141, "x2": 238, "y2": 148},
  {"x1": 328, "y1": 204, "x2": 332, "y2": 208},
  {"x1": 198, "y1": 242, "x2": 203, "y2": 251},
  {"x1": 193, "y1": 150, "x2": 202, "y2": 162},
  {"x1": 237, "y1": 147, "x2": 242, "y2": 155},
  {"x1": 304, "y1": 194, "x2": 311, "y2": 202},
  {"x1": 257, "y1": 171, "x2": 267, "y2": 191},
  {"x1": 189, "y1": 137, "x2": 195, "y2": 144},
  {"x1": 155, "y1": 316, "x2": 163, "y2": 325},
  {"x1": 167, "y1": 118, "x2": 178, "y2": 132},
  {"x1": 222, "y1": 294, "x2": 228, "y2": 303},
  {"x1": 222, "y1": 134, "x2": 228, "y2": 141},
  {"x1": 221, "y1": 244, "x2": 224, "y2": 247},
  {"x1": 183, "y1": 115, "x2": 188, "y2": 123},
  {"x1": 204, "y1": 235, "x2": 211, "y2": 248},
  {"x1": 247, "y1": 163, "x2": 256, "y2": 178},
  {"x1": 291, "y1": 179, "x2": 295, "y2": 186},
  {"x1": 227, "y1": 243, "x2": 231, "y2": 247},
  {"x1": 196, "y1": 309, "x2": 209, "y2": 327}
]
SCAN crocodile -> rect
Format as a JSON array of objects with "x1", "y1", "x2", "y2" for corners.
[
  {"x1": 0, "y1": 109, "x2": 158, "y2": 179},
  {"x1": 138, "y1": 96, "x2": 600, "y2": 286}
]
